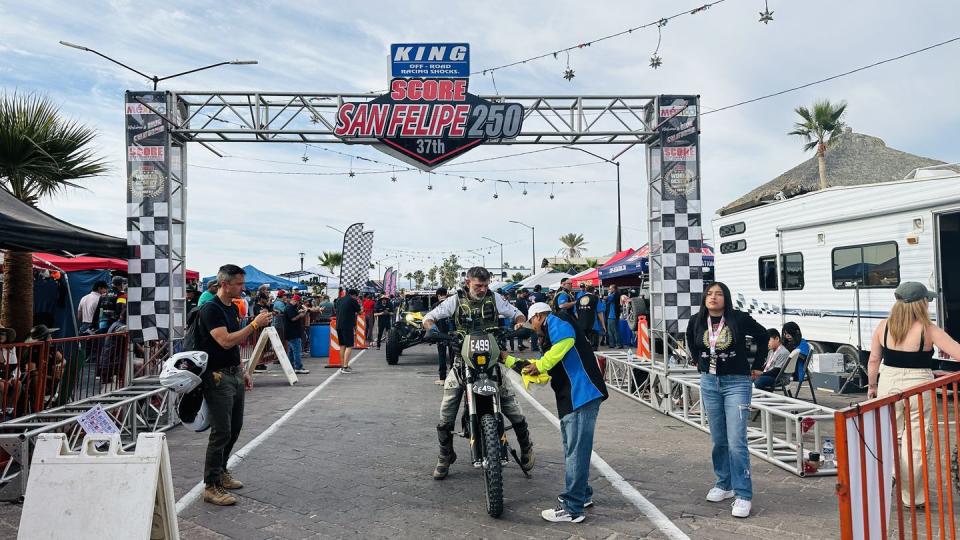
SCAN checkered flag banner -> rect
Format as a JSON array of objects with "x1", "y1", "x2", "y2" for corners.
[
  {"x1": 339, "y1": 224, "x2": 375, "y2": 290},
  {"x1": 653, "y1": 95, "x2": 703, "y2": 335}
]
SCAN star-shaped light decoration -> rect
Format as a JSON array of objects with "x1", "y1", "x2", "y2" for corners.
[
  {"x1": 348, "y1": 170, "x2": 356, "y2": 178},
  {"x1": 301, "y1": 155, "x2": 309, "y2": 162},
  {"x1": 563, "y1": 67, "x2": 575, "y2": 81},
  {"x1": 649, "y1": 55, "x2": 663, "y2": 69},
  {"x1": 310, "y1": 114, "x2": 321, "y2": 124},
  {"x1": 390, "y1": 175, "x2": 397, "y2": 182},
  {"x1": 759, "y1": 1, "x2": 774, "y2": 23}
]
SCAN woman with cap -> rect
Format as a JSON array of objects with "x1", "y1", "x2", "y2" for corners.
[{"x1": 866, "y1": 281, "x2": 960, "y2": 507}]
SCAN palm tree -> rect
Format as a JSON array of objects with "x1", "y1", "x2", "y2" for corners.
[
  {"x1": 0, "y1": 93, "x2": 108, "y2": 340},
  {"x1": 788, "y1": 99, "x2": 848, "y2": 190},
  {"x1": 318, "y1": 251, "x2": 342, "y2": 276},
  {"x1": 511, "y1": 272, "x2": 525, "y2": 283},
  {"x1": 412, "y1": 270, "x2": 426, "y2": 289},
  {"x1": 404, "y1": 272, "x2": 414, "y2": 288},
  {"x1": 558, "y1": 233, "x2": 588, "y2": 259}
]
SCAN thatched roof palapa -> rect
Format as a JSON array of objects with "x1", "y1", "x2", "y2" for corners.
[{"x1": 719, "y1": 128, "x2": 952, "y2": 216}]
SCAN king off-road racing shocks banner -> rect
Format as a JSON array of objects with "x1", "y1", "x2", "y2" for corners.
[
  {"x1": 334, "y1": 43, "x2": 525, "y2": 170},
  {"x1": 125, "y1": 91, "x2": 187, "y2": 344},
  {"x1": 649, "y1": 95, "x2": 703, "y2": 335}
]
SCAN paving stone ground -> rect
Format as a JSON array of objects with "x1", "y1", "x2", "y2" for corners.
[{"x1": 0, "y1": 343, "x2": 862, "y2": 539}]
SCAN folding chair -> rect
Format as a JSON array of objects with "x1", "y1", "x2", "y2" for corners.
[
  {"x1": 791, "y1": 351, "x2": 818, "y2": 404},
  {"x1": 773, "y1": 350, "x2": 800, "y2": 398}
]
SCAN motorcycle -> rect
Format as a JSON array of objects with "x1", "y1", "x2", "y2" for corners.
[{"x1": 428, "y1": 325, "x2": 529, "y2": 518}]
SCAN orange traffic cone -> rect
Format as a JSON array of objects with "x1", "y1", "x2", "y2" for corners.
[
  {"x1": 326, "y1": 316, "x2": 342, "y2": 368},
  {"x1": 354, "y1": 314, "x2": 367, "y2": 350},
  {"x1": 636, "y1": 315, "x2": 650, "y2": 360}
]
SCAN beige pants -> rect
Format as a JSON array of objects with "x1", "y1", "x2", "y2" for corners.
[{"x1": 876, "y1": 365, "x2": 934, "y2": 505}]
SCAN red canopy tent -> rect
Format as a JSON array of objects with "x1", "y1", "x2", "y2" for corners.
[
  {"x1": 32, "y1": 253, "x2": 199, "y2": 280},
  {"x1": 569, "y1": 249, "x2": 634, "y2": 287}
]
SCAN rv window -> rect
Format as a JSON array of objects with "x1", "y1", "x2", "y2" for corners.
[
  {"x1": 719, "y1": 222, "x2": 746, "y2": 238},
  {"x1": 758, "y1": 253, "x2": 804, "y2": 291},
  {"x1": 832, "y1": 242, "x2": 900, "y2": 289},
  {"x1": 720, "y1": 240, "x2": 747, "y2": 254}
]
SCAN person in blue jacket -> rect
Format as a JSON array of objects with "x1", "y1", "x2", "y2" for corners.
[{"x1": 502, "y1": 302, "x2": 608, "y2": 523}]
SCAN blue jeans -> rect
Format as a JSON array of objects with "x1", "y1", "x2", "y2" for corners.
[
  {"x1": 700, "y1": 373, "x2": 753, "y2": 500},
  {"x1": 287, "y1": 338, "x2": 303, "y2": 370},
  {"x1": 606, "y1": 318, "x2": 620, "y2": 348},
  {"x1": 559, "y1": 397, "x2": 602, "y2": 516},
  {"x1": 754, "y1": 374, "x2": 777, "y2": 391}
]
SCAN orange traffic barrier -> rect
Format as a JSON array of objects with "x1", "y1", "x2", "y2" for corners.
[
  {"x1": 835, "y1": 371, "x2": 960, "y2": 539},
  {"x1": 354, "y1": 314, "x2": 367, "y2": 350},
  {"x1": 326, "y1": 316, "x2": 342, "y2": 368},
  {"x1": 636, "y1": 315, "x2": 650, "y2": 359}
]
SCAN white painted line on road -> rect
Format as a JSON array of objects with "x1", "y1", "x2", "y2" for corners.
[
  {"x1": 175, "y1": 350, "x2": 366, "y2": 514},
  {"x1": 508, "y1": 374, "x2": 691, "y2": 540}
]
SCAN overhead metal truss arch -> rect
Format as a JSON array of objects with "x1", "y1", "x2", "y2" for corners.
[{"x1": 163, "y1": 91, "x2": 659, "y2": 145}]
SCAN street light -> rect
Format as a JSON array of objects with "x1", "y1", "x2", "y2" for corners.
[
  {"x1": 298, "y1": 252, "x2": 305, "y2": 272},
  {"x1": 482, "y1": 236, "x2": 504, "y2": 278},
  {"x1": 59, "y1": 41, "x2": 257, "y2": 90},
  {"x1": 509, "y1": 220, "x2": 536, "y2": 275},
  {"x1": 564, "y1": 146, "x2": 622, "y2": 251},
  {"x1": 326, "y1": 224, "x2": 345, "y2": 235},
  {"x1": 468, "y1": 249, "x2": 486, "y2": 268}
]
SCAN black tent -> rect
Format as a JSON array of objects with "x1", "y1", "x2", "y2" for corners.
[{"x1": 0, "y1": 186, "x2": 126, "y2": 258}]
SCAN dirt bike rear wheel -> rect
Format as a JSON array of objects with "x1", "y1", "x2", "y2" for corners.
[{"x1": 480, "y1": 414, "x2": 504, "y2": 518}]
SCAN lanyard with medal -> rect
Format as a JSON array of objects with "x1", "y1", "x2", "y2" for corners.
[{"x1": 707, "y1": 316, "x2": 725, "y2": 375}]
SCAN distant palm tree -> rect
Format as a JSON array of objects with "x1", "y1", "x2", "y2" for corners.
[
  {"x1": 404, "y1": 272, "x2": 415, "y2": 288},
  {"x1": 584, "y1": 258, "x2": 600, "y2": 268},
  {"x1": 0, "y1": 92, "x2": 108, "y2": 340},
  {"x1": 788, "y1": 99, "x2": 847, "y2": 190},
  {"x1": 558, "y1": 233, "x2": 588, "y2": 259},
  {"x1": 318, "y1": 251, "x2": 342, "y2": 276},
  {"x1": 412, "y1": 270, "x2": 426, "y2": 289}
]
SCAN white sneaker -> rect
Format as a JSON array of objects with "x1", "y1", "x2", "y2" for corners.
[
  {"x1": 705, "y1": 487, "x2": 735, "y2": 502},
  {"x1": 731, "y1": 498, "x2": 751, "y2": 518}
]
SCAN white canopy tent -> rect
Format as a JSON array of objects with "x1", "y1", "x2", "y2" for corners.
[{"x1": 514, "y1": 268, "x2": 572, "y2": 290}]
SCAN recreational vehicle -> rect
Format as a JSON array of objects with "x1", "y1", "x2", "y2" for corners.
[{"x1": 712, "y1": 168, "x2": 960, "y2": 374}]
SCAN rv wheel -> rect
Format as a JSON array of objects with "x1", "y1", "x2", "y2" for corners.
[
  {"x1": 835, "y1": 344, "x2": 862, "y2": 372},
  {"x1": 807, "y1": 341, "x2": 833, "y2": 356}
]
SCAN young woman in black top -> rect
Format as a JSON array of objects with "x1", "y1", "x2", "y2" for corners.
[
  {"x1": 866, "y1": 282, "x2": 960, "y2": 507},
  {"x1": 685, "y1": 282, "x2": 767, "y2": 518}
]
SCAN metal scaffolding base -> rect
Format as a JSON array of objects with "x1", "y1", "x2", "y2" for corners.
[
  {"x1": 0, "y1": 378, "x2": 176, "y2": 501},
  {"x1": 599, "y1": 351, "x2": 838, "y2": 478}
]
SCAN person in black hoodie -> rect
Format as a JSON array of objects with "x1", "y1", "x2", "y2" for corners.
[{"x1": 685, "y1": 281, "x2": 767, "y2": 519}]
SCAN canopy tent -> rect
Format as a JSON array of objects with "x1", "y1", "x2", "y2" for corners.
[
  {"x1": 599, "y1": 244, "x2": 715, "y2": 282},
  {"x1": 202, "y1": 265, "x2": 303, "y2": 291},
  {"x1": 0, "y1": 186, "x2": 126, "y2": 258},
  {"x1": 32, "y1": 253, "x2": 199, "y2": 280},
  {"x1": 513, "y1": 269, "x2": 572, "y2": 290},
  {"x1": 569, "y1": 249, "x2": 635, "y2": 287}
]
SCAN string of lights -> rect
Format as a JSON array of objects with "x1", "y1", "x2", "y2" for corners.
[{"x1": 473, "y1": 0, "x2": 726, "y2": 78}]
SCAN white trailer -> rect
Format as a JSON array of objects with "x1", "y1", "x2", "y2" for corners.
[{"x1": 711, "y1": 168, "x2": 960, "y2": 368}]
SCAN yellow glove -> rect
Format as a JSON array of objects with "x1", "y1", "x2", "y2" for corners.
[{"x1": 521, "y1": 372, "x2": 551, "y2": 390}]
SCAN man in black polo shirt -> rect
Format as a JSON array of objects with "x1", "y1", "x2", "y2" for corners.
[
  {"x1": 198, "y1": 264, "x2": 273, "y2": 506},
  {"x1": 334, "y1": 289, "x2": 362, "y2": 373}
]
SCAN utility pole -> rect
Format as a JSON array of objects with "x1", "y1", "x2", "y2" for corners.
[
  {"x1": 564, "y1": 147, "x2": 622, "y2": 251},
  {"x1": 482, "y1": 236, "x2": 504, "y2": 279}
]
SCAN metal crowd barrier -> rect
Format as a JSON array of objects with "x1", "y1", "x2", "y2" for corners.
[
  {"x1": 0, "y1": 333, "x2": 129, "y2": 421},
  {"x1": 599, "y1": 350, "x2": 838, "y2": 477},
  {"x1": 835, "y1": 371, "x2": 959, "y2": 540},
  {"x1": 0, "y1": 377, "x2": 175, "y2": 501}
]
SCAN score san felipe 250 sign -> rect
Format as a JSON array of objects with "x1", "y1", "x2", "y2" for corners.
[{"x1": 333, "y1": 43, "x2": 524, "y2": 170}]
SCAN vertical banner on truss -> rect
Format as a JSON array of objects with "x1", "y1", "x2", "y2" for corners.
[
  {"x1": 650, "y1": 95, "x2": 703, "y2": 335},
  {"x1": 124, "y1": 91, "x2": 186, "y2": 344},
  {"x1": 339, "y1": 224, "x2": 375, "y2": 291}
]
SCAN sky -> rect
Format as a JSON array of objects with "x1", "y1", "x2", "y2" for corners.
[{"x1": 2, "y1": 0, "x2": 959, "y2": 279}]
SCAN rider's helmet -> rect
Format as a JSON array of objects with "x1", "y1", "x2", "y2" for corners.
[
  {"x1": 160, "y1": 351, "x2": 208, "y2": 394},
  {"x1": 177, "y1": 388, "x2": 210, "y2": 431}
]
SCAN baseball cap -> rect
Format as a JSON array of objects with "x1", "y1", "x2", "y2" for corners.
[
  {"x1": 277, "y1": 290, "x2": 286, "y2": 297},
  {"x1": 527, "y1": 302, "x2": 552, "y2": 320},
  {"x1": 292, "y1": 295, "x2": 302, "y2": 302},
  {"x1": 894, "y1": 282, "x2": 936, "y2": 304}
]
